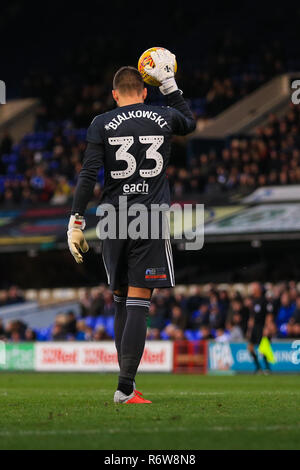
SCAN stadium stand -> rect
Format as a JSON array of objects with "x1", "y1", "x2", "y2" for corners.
[
  {"x1": 186, "y1": 103, "x2": 300, "y2": 199},
  {"x1": 1, "y1": 5, "x2": 300, "y2": 208},
  {"x1": 1, "y1": 282, "x2": 300, "y2": 342},
  {"x1": 1, "y1": 3, "x2": 300, "y2": 344},
  {"x1": 1, "y1": 102, "x2": 300, "y2": 206}
]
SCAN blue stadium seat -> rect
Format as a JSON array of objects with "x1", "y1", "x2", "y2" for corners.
[
  {"x1": 160, "y1": 331, "x2": 170, "y2": 340},
  {"x1": 35, "y1": 325, "x2": 53, "y2": 341},
  {"x1": 105, "y1": 316, "x2": 115, "y2": 338},
  {"x1": 2, "y1": 154, "x2": 11, "y2": 164},
  {"x1": 12, "y1": 144, "x2": 21, "y2": 153},
  {"x1": 49, "y1": 161, "x2": 59, "y2": 170},
  {"x1": 84, "y1": 316, "x2": 97, "y2": 329},
  {"x1": 94, "y1": 316, "x2": 106, "y2": 330},
  {"x1": 42, "y1": 151, "x2": 52, "y2": 160},
  {"x1": 7, "y1": 164, "x2": 17, "y2": 175},
  {"x1": 185, "y1": 329, "x2": 197, "y2": 341}
]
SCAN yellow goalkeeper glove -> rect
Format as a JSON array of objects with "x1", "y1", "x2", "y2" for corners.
[{"x1": 67, "y1": 214, "x2": 89, "y2": 264}]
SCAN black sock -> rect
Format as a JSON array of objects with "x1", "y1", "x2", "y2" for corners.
[
  {"x1": 118, "y1": 376, "x2": 134, "y2": 396},
  {"x1": 118, "y1": 297, "x2": 150, "y2": 394},
  {"x1": 250, "y1": 351, "x2": 261, "y2": 370},
  {"x1": 263, "y1": 354, "x2": 271, "y2": 370},
  {"x1": 113, "y1": 294, "x2": 127, "y2": 369}
]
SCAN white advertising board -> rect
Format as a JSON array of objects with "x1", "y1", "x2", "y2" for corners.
[{"x1": 35, "y1": 341, "x2": 173, "y2": 372}]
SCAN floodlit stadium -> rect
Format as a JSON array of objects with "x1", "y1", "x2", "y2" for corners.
[{"x1": 0, "y1": 1, "x2": 300, "y2": 452}]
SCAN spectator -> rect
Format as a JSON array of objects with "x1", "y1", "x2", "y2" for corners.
[
  {"x1": 103, "y1": 291, "x2": 114, "y2": 317},
  {"x1": 75, "y1": 320, "x2": 89, "y2": 341},
  {"x1": 0, "y1": 319, "x2": 5, "y2": 339},
  {"x1": 10, "y1": 330, "x2": 22, "y2": 342},
  {"x1": 169, "y1": 306, "x2": 187, "y2": 331},
  {"x1": 93, "y1": 326, "x2": 110, "y2": 341},
  {"x1": 192, "y1": 303, "x2": 210, "y2": 329},
  {"x1": 65, "y1": 311, "x2": 77, "y2": 336},
  {"x1": 215, "y1": 328, "x2": 231, "y2": 342},
  {"x1": 198, "y1": 325, "x2": 215, "y2": 340},
  {"x1": 227, "y1": 320, "x2": 244, "y2": 342},
  {"x1": 7, "y1": 286, "x2": 24, "y2": 305},
  {"x1": 0, "y1": 130, "x2": 13, "y2": 155},
  {"x1": 147, "y1": 304, "x2": 166, "y2": 334},
  {"x1": 51, "y1": 323, "x2": 67, "y2": 341},
  {"x1": 226, "y1": 298, "x2": 249, "y2": 334},
  {"x1": 25, "y1": 328, "x2": 36, "y2": 341},
  {"x1": 276, "y1": 291, "x2": 295, "y2": 337},
  {"x1": 287, "y1": 295, "x2": 300, "y2": 338}
]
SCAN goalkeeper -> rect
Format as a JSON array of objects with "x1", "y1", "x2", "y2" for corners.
[{"x1": 67, "y1": 50, "x2": 196, "y2": 403}]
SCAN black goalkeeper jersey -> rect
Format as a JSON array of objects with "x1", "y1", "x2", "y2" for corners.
[{"x1": 71, "y1": 90, "x2": 196, "y2": 214}]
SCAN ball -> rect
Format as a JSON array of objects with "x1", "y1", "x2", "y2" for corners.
[{"x1": 138, "y1": 47, "x2": 177, "y2": 87}]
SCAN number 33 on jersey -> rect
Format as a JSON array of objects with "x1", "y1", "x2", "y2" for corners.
[
  {"x1": 109, "y1": 135, "x2": 163, "y2": 179},
  {"x1": 83, "y1": 99, "x2": 195, "y2": 208}
]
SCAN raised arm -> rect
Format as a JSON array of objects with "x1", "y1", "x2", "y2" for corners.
[
  {"x1": 144, "y1": 49, "x2": 196, "y2": 135},
  {"x1": 166, "y1": 90, "x2": 196, "y2": 136}
]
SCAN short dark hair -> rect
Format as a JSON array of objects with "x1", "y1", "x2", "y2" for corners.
[{"x1": 113, "y1": 66, "x2": 144, "y2": 95}]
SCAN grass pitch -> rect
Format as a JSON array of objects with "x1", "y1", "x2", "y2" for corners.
[{"x1": 0, "y1": 373, "x2": 299, "y2": 450}]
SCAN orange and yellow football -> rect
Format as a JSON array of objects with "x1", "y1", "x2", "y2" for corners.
[{"x1": 138, "y1": 47, "x2": 178, "y2": 86}]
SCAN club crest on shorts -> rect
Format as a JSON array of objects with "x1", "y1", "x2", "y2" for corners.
[{"x1": 145, "y1": 267, "x2": 167, "y2": 280}]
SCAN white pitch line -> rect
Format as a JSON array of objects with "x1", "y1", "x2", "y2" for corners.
[
  {"x1": 0, "y1": 424, "x2": 300, "y2": 437},
  {"x1": 147, "y1": 390, "x2": 300, "y2": 396},
  {"x1": 2, "y1": 390, "x2": 299, "y2": 397}
]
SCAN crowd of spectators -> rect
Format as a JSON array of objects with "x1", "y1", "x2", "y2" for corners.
[
  {"x1": 1, "y1": 282, "x2": 300, "y2": 343},
  {"x1": 0, "y1": 127, "x2": 87, "y2": 208},
  {"x1": 170, "y1": 104, "x2": 300, "y2": 199},
  {"x1": 22, "y1": 38, "x2": 284, "y2": 126},
  {"x1": 0, "y1": 285, "x2": 25, "y2": 307},
  {"x1": 4, "y1": 2, "x2": 298, "y2": 121},
  {"x1": 19, "y1": 26, "x2": 288, "y2": 124},
  {"x1": 1, "y1": 4, "x2": 299, "y2": 208},
  {"x1": 2, "y1": 102, "x2": 300, "y2": 207}
]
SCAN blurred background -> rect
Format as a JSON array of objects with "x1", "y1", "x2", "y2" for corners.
[{"x1": 1, "y1": 1, "x2": 300, "y2": 372}]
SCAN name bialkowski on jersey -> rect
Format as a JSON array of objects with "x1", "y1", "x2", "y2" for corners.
[{"x1": 104, "y1": 110, "x2": 168, "y2": 131}]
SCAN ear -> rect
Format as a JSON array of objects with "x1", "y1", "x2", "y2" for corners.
[
  {"x1": 112, "y1": 89, "x2": 119, "y2": 103},
  {"x1": 142, "y1": 87, "x2": 147, "y2": 101}
]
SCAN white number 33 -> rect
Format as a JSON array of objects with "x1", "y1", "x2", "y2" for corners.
[{"x1": 108, "y1": 135, "x2": 164, "y2": 179}]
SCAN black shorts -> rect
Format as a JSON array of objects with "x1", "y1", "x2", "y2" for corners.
[
  {"x1": 250, "y1": 324, "x2": 264, "y2": 345},
  {"x1": 100, "y1": 210, "x2": 175, "y2": 290},
  {"x1": 102, "y1": 236, "x2": 175, "y2": 290}
]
